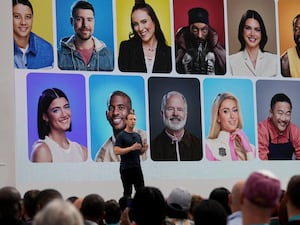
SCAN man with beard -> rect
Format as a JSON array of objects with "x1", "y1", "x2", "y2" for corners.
[
  {"x1": 57, "y1": 0, "x2": 113, "y2": 71},
  {"x1": 151, "y1": 91, "x2": 202, "y2": 161},
  {"x1": 175, "y1": 7, "x2": 226, "y2": 75},
  {"x1": 95, "y1": 91, "x2": 147, "y2": 162},
  {"x1": 281, "y1": 14, "x2": 300, "y2": 77},
  {"x1": 258, "y1": 93, "x2": 300, "y2": 160}
]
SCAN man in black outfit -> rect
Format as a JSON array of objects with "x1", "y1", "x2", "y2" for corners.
[{"x1": 114, "y1": 111, "x2": 148, "y2": 197}]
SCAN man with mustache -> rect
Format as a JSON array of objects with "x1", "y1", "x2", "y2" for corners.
[
  {"x1": 58, "y1": 0, "x2": 113, "y2": 71},
  {"x1": 151, "y1": 91, "x2": 202, "y2": 161},
  {"x1": 258, "y1": 93, "x2": 300, "y2": 160},
  {"x1": 175, "y1": 7, "x2": 226, "y2": 75},
  {"x1": 281, "y1": 14, "x2": 300, "y2": 77}
]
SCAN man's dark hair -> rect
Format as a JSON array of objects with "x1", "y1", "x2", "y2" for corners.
[
  {"x1": 71, "y1": 0, "x2": 94, "y2": 18},
  {"x1": 286, "y1": 175, "x2": 300, "y2": 209},
  {"x1": 81, "y1": 194, "x2": 105, "y2": 220},
  {"x1": 270, "y1": 93, "x2": 292, "y2": 111},
  {"x1": 293, "y1": 14, "x2": 300, "y2": 27},
  {"x1": 107, "y1": 90, "x2": 132, "y2": 111},
  {"x1": 104, "y1": 199, "x2": 121, "y2": 224},
  {"x1": 13, "y1": 0, "x2": 33, "y2": 14}
]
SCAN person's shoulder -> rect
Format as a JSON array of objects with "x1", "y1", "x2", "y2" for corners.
[
  {"x1": 31, "y1": 32, "x2": 53, "y2": 48},
  {"x1": 230, "y1": 51, "x2": 243, "y2": 60},
  {"x1": 31, "y1": 141, "x2": 52, "y2": 162}
]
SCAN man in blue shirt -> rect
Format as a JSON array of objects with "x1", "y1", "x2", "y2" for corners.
[{"x1": 13, "y1": 0, "x2": 53, "y2": 69}]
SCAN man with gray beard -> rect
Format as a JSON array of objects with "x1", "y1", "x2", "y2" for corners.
[{"x1": 150, "y1": 91, "x2": 202, "y2": 161}]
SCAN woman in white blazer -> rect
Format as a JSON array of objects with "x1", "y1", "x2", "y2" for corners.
[{"x1": 229, "y1": 10, "x2": 277, "y2": 77}]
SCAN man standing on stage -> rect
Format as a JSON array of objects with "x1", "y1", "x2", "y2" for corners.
[{"x1": 114, "y1": 111, "x2": 148, "y2": 197}]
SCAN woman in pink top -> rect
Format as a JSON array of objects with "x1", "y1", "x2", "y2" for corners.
[{"x1": 206, "y1": 92, "x2": 256, "y2": 161}]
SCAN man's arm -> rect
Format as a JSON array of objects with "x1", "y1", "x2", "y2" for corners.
[
  {"x1": 114, "y1": 142, "x2": 142, "y2": 155},
  {"x1": 280, "y1": 52, "x2": 291, "y2": 77},
  {"x1": 257, "y1": 121, "x2": 269, "y2": 160},
  {"x1": 290, "y1": 124, "x2": 300, "y2": 159}
]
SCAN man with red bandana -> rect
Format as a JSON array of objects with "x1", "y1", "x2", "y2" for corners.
[{"x1": 258, "y1": 93, "x2": 300, "y2": 160}]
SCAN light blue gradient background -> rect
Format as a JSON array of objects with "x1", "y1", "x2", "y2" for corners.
[
  {"x1": 26, "y1": 73, "x2": 87, "y2": 160},
  {"x1": 203, "y1": 78, "x2": 256, "y2": 145},
  {"x1": 89, "y1": 75, "x2": 146, "y2": 160}
]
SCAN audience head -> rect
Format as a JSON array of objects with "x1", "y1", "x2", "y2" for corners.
[
  {"x1": 35, "y1": 188, "x2": 63, "y2": 213},
  {"x1": 209, "y1": 187, "x2": 231, "y2": 215},
  {"x1": 131, "y1": 186, "x2": 167, "y2": 225},
  {"x1": 193, "y1": 199, "x2": 227, "y2": 225},
  {"x1": 0, "y1": 186, "x2": 22, "y2": 223},
  {"x1": 189, "y1": 194, "x2": 204, "y2": 220},
  {"x1": 166, "y1": 187, "x2": 192, "y2": 219},
  {"x1": 286, "y1": 174, "x2": 300, "y2": 216},
  {"x1": 229, "y1": 180, "x2": 245, "y2": 213},
  {"x1": 243, "y1": 170, "x2": 281, "y2": 209},
  {"x1": 22, "y1": 189, "x2": 40, "y2": 221},
  {"x1": 81, "y1": 193, "x2": 105, "y2": 223},
  {"x1": 33, "y1": 199, "x2": 84, "y2": 225},
  {"x1": 104, "y1": 199, "x2": 121, "y2": 225}
]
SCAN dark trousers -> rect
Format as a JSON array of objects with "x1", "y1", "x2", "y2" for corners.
[{"x1": 120, "y1": 166, "x2": 144, "y2": 197}]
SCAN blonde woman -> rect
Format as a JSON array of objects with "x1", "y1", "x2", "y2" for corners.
[{"x1": 206, "y1": 92, "x2": 255, "y2": 160}]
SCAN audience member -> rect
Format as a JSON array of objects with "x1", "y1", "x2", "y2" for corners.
[
  {"x1": 188, "y1": 194, "x2": 203, "y2": 220},
  {"x1": 73, "y1": 197, "x2": 84, "y2": 210},
  {"x1": 34, "y1": 188, "x2": 63, "y2": 214},
  {"x1": 32, "y1": 199, "x2": 84, "y2": 225},
  {"x1": 130, "y1": 186, "x2": 167, "y2": 225},
  {"x1": 22, "y1": 189, "x2": 40, "y2": 224},
  {"x1": 166, "y1": 187, "x2": 194, "y2": 225},
  {"x1": 193, "y1": 199, "x2": 227, "y2": 225},
  {"x1": 285, "y1": 175, "x2": 300, "y2": 225},
  {"x1": 0, "y1": 186, "x2": 24, "y2": 225},
  {"x1": 104, "y1": 199, "x2": 121, "y2": 225},
  {"x1": 209, "y1": 187, "x2": 232, "y2": 215},
  {"x1": 241, "y1": 170, "x2": 281, "y2": 225},
  {"x1": 227, "y1": 180, "x2": 245, "y2": 225},
  {"x1": 81, "y1": 193, "x2": 105, "y2": 225}
]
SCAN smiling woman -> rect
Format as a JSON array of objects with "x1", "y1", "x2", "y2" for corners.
[
  {"x1": 30, "y1": 88, "x2": 88, "y2": 163},
  {"x1": 118, "y1": 1, "x2": 172, "y2": 73},
  {"x1": 205, "y1": 92, "x2": 256, "y2": 161}
]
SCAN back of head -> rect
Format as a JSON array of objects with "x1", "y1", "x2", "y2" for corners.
[
  {"x1": 286, "y1": 175, "x2": 300, "y2": 210},
  {"x1": 35, "y1": 188, "x2": 63, "y2": 213},
  {"x1": 193, "y1": 199, "x2": 227, "y2": 225},
  {"x1": 209, "y1": 187, "x2": 231, "y2": 215},
  {"x1": 81, "y1": 193, "x2": 105, "y2": 221},
  {"x1": 104, "y1": 199, "x2": 121, "y2": 224},
  {"x1": 0, "y1": 186, "x2": 22, "y2": 223},
  {"x1": 131, "y1": 186, "x2": 167, "y2": 225},
  {"x1": 166, "y1": 187, "x2": 192, "y2": 219},
  {"x1": 23, "y1": 189, "x2": 41, "y2": 219},
  {"x1": 33, "y1": 199, "x2": 84, "y2": 225},
  {"x1": 243, "y1": 170, "x2": 281, "y2": 209}
]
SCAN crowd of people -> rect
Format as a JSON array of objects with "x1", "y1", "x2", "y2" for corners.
[{"x1": 1, "y1": 170, "x2": 300, "y2": 225}]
